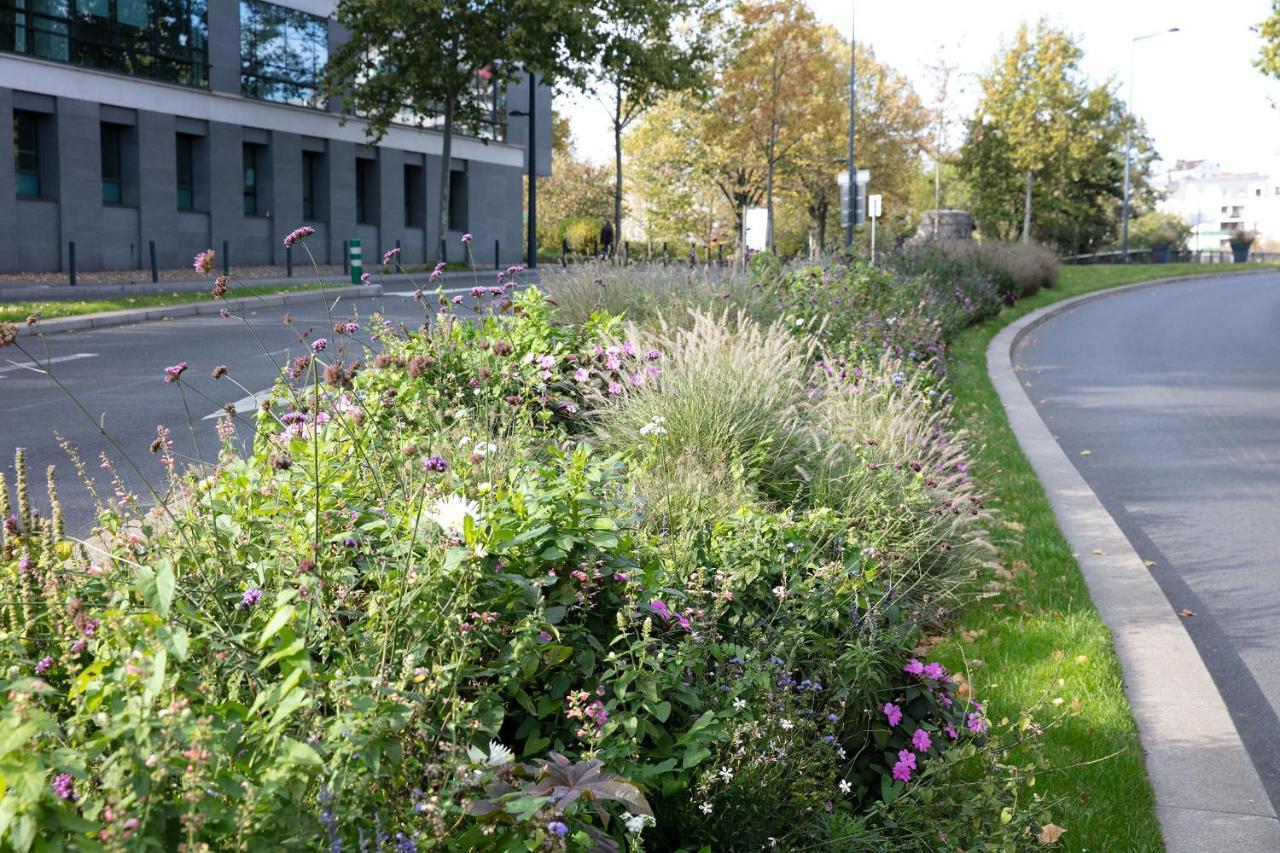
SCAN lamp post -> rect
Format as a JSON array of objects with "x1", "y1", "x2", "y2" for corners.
[
  {"x1": 845, "y1": 2, "x2": 856, "y2": 248},
  {"x1": 1121, "y1": 27, "x2": 1178, "y2": 262},
  {"x1": 509, "y1": 70, "x2": 538, "y2": 268}
]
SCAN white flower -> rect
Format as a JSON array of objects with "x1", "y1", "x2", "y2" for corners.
[
  {"x1": 837, "y1": 746, "x2": 847, "y2": 759},
  {"x1": 639, "y1": 421, "x2": 668, "y2": 437},
  {"x1": 779, "y1": 718, "x2": 793, "y2": 730},
  {"x1": 718, "y1": 766, "x2": 733, "y2": 783},
  {"x1": 699, "y1": 801, "x2": 713, "y2": 815},
  {"x1": 486, "y1": 740, "x2": 513, "y2": 767},
  {"x1": 458, "y1": 435, "x2": 472, "y2": 447},
  {"x1": 772, "y1": 585, "x2": 788, "y2": 601},
  {"x1": 839, "y1": 778, "x2": 852, "y2": 795},
  {"x1": 623, "y1": 814, "x2": 653, "y2": 835},
  {"x1": 732, "y1": 698, "x2": 747, "y2": 711},
  {"x1": 425, "y1": 494, "x2": 481, "y2": 536}
]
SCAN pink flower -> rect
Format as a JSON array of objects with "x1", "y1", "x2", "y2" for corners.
[
  {"x1": 360, "y1": 272, "x2": 371, "y2": 284},
  {"x1": 903, "y1": 659, "x2": 925, "y2": 675},
  {"x1": 882, "y1": 702, "x2": 902, "y2": 727},
  {"x1": 912, "y1": 728, "x2": 932, "y2": 752},
  {"x1": 608, "y1": 381, "x2": 623, "y2": 395},
  {"x1": 164, "y1": 362, "x2": 188, "y2": 383},
  {"x1": 193, "y1": 248, "x2": 215, "y2": 273},
  {"x1": 891, "y1": 750, "x2": 916, "y2": 783},
  {"x1": 573, "y1": 368, "x2": 590, "y2": 382},
  {"x1": 944, "y1": 723, "x2": 958, "y2": 740},
  {"x1": 537, "y1": 355, "x2": 556, "y2": 369},
  {"x1": 966, "y1": 712, "x2": 988, "y2": 735},
  {"x1": 283, "y1": 226, "x2": 315, "y2": 248},
  {"x1": 650, "y1": 599, "x2": 672, "y2": 620},
  {"x1": 461, "y1": 233, "x2": 473, "y2": 243},
  {"x1": 605, "y1": 354, "x2": 621, "y2": 370},
  {"x1": 311, "y1": 338, "x2": 328, "y2": 353},
  {"x1": 923, "y1": 662, "x2": 946, "y2": 680},
  {"x1": 382, "y1": 247, "x2": 401, "y2": 264}
]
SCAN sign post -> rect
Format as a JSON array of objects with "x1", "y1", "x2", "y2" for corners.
[{"x1": 868, "y1": 193, "x2": 883, "y2": 263}]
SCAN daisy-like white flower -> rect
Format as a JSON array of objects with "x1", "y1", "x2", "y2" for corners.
[
  {"x1": 732, "y1": 698, "x2": 747, "y2": 710},
  {"x1": 779, "y1": 718, "x2": 794, "y2": 730},
  {"x1": 699, "y1": 802, "x2": 712, "y2": 815},
  {"x1": 623, "y1": 814, "x2": 651, "y2": 835},
  {"x1": 425, "y1": 494, "x2": 481, "y2": 536},
  {"x1": 838, "y1": 779, "x2": 852, "y2": 795},
  {"x1": 486, "y1": 740, "x2": 513, "y2": 766}
]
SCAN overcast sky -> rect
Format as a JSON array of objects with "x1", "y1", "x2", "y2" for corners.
[{"x1": 559, "y1": 0, "x2": 1280, "y2": 176}]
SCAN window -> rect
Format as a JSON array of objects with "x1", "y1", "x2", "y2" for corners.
[
  {"x1": 355, "y1": 158, "x2": 375, "y2": 224},
  {"x1": 403, "y1": 163, "x2": 423, "y2": 227},
  {"x1": 243, "y1": 143, "x2": 261, "y2": 215},
  {"x1": 101, "y1": 123, "x2": 123, "y2": 204},
  {"x1": 1, "y1": 0, "x2": 208, "y2": 87},
  {"x1": 448, "y1": 169, "x2": 467, "y2": 232},
  {"x1": 176, "y1": 133, "x2": 195, "y2": 210},
  {"x1": 240, "y1": 0, "x2": 327, "y2": 108},
  {"x1": 302, "y1": 150, "x2": 321, "y2": 220},
  {"x1": 13, "y1": 111, "x2": 41, "y2": 197}
]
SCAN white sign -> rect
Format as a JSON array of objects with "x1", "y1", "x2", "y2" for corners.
[
  {"x1": 743, "y1": 207, "x2": 769, "y2": 251},
  {"x1": 869, "y1": 194, "x2": 883, "y2": 219}
]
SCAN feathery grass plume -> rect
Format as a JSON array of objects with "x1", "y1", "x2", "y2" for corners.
[{"x1": 14, "y1": 447, "x2": 30, "y2": 532}]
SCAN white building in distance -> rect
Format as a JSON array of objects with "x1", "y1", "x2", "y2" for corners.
[{"x1": 1156, "y1": 159, "x2": 1280, "y2": 251}]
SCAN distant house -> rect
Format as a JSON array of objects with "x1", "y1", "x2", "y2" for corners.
[
  {"x1": 0, "y1": 0, "x2": 551, "y2": 274},
  {"x1": 1156, "y1": 159, "x2": 1280, "y2": 252}
]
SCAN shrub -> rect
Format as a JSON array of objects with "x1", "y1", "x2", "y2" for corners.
[{"x1": 1127, "y1": 211, "x2": 1191, "y2": 250}]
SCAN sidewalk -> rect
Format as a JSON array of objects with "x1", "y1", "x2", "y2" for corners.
[{"x1": 0, "y1": 267, "x2": 531, "y2": 303}]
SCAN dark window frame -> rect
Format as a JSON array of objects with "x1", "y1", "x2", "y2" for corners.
[
  {"x1": 403, "y1": 162, "x2": 423, "y2": 227},
  {"x1": 14, "y1": 111, "x2": 41, "y2": 198},
  {"x1": 100, "y1": 122, "x2": 123, "y2": 205},
  {"x1": 243, "y1": 142, "x2": 260, "y2": 216},
  {"x1": 302, "y1": 149, "x2": 320, "y2": 220},
  {"x1": 355, "y1": 157, "x2": 375, "y2": 225},
  {"x1": 448, "y1": 168, "x2": 468, "y2": 232},
  {"x1": 176, "y1": 132, "x2": 195, "y2": 210}
]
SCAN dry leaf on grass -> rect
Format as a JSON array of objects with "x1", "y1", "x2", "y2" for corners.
[
  {"x1": 1143, "y1": 560, "x2": 1157, "y2": 567},
  {"x1": 1178, "y1": 608, "x2": 1197, "y2": 618},
  {"x1": 1080, "y1": 449, "x2": 1092, "y2": 456},
  {"x1": 1092, "y1": 548, "x2": 1106, "y2": 555},
  {"x1": 1036, "y1": 823, "x2": 1066, "y2": 845}
]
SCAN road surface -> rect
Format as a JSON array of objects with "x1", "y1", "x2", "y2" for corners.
[{"x1": 1014, "y1": 271, "x2": 1280, "y2": 809}]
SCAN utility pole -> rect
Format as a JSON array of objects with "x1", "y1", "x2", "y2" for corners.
[
  {"x1": 1121, "y1": 28, "x2": 1178, "y2": 262},
  {"x1": 844, "y1": 3, "x2": 856, "y2": 247},
  {"x1": 526, "y1": 70, "x2": 537, "y2": 268}
]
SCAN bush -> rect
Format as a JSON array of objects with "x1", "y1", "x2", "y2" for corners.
[{"x1": 1128, "y1": 211, "x2": 1192, "y2": 250}]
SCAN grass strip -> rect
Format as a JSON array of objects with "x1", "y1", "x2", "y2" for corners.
[
  {"x1": 0, "y1": 283, "x2": 333, "y2": 324},
  {"x1": 935, "y1": 263, "x2": 1277, "y2": 850}
]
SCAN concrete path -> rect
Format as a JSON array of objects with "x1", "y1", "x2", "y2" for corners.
[{"x1": 990, "y1": 271, "x2": 1280, "y2": 851}]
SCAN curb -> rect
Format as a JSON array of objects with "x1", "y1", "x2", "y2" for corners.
[
  {"x1": 988, "y1": 272, "x2": 1280, "y2": 853},
  {"x1": 14, "y1": 284, "x2": 384, "y2": 338}
]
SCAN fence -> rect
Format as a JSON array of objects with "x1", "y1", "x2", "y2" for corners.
[
  {"x1": 1061, "y1": 249, "x2": 1280, "y2": 265},
  {"x1": 547, "y1": 238, "x2": 734, "y2": 270}
]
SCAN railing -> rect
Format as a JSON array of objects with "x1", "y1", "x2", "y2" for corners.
[{"x1": 1061, "y1": 249, "x2": 1280, "y2": 265}]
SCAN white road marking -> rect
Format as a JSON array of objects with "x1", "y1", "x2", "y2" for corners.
[
  {"x1": 203, "y1": 388, "x2": 274, "y2": 420},
  {"x1": 0, "y1": 352, "x2": 98, "y2": 379}
]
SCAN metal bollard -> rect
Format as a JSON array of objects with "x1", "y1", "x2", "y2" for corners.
[
  {"x1": 561, "y1": 238, "x2": 568, "y2": 268},
  {"x1": 349, "y1": 238, "x2": 363, "y2": 284},
  {"x1": 495, "y1": 239, "x2": 500, "y2": 270},
  {"x1": 286, "y1": 245, "x2": 293, "y2": 278},
  {"x1": 149, "y1": 240, "x2": 158, "y2": 283},
  {"x1": 222, "y1": 240, "x2": 229, "y2": 276},
  {"x1": 68, "y1": 242, "x2": 76, "y2": 287},
  {"x1": 624, "y1": 242, "x2": 630, "y2": 266},
  {"x1": 662, "y1": 242, "x2": 668, "y2": 267},
  {"x1": 342, "y1": 240, "x2": 349, "y2": 275}
]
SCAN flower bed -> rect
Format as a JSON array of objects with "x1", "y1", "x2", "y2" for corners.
[{"x1": 0, "y1": 244, "x2": 1059, "y2": 850}]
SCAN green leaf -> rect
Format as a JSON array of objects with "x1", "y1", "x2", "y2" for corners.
[
  {"x1": 541, "y1": 645, "x2": 573, "y2": 668},
  {"x1": 281, "y1": 738, "x2": 323, "y2": 767},
  {"x1": 651, "y1": 701, "x2": 672, "y2": 723},
  {"x1": 268, "y1": 685, "x2": 308, "y2": 728},
  {"x1": 154, "y1": 560, "x2": 175, "y2": 618},
  {"x1": 257, "y1": 604, "x2": 296, "y2": 648}
]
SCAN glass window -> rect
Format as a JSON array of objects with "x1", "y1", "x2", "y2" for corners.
[
  {"x1": 2, "y1": 0, "x2": 207, "y2": 86},
  {"x1": 101, "y1": 123, "x2": 122, "y2": 204},
  {"x1": 243, "y1": 143, "x2": 259, "y2": 216},
  {"x1": 302, "y1": 150, "x2": 320, "y2": 220},
  {"x1": 14, "y1": 111, "x2": 41, "y2": 197},
  {"x1": 403, "y1": 163, "x2": 422, "y2": 227},
  {"x1": 355, "y1": 158, "x2": 373, "y2": 224},
  {"x1": 240, "y1": 0, "x2": 328, "y2": 108},
  {"x1": 448, "y1": 169, "x2": 467, "y2": 232},
  {"x1": 176, "y1": 133, "x2": 195, "y2": 210}
]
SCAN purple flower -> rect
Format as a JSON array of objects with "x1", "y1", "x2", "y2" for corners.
[
  {"x1": 537, "y1": 630, "x2": 552, "y2": 643},
  {"x1": 891, "y1": 750, "x2": 916, "y2": 783},
  {"x1": 650, "y1": 599, "x2": 673, "y2": 620},
  {"x1": 193, "y1": 249, "x2": 215, "y2": 274},
  {"x1": 944, "y1": 723, "x2": 958, "y2": 740},
  {"x1": 423, "y1": 455, "x2": 448, "y2": 472},
  {"x1": 311, "y1": 338, "x2": 328, "y2": 353},
  {"x1": 461, "y1": 233, "x2": 473, "y2": 244},
  {"x1": 573, "y1": 368, "x2": 590, "y2": 382},
  {"x1": 923, "y1": 662, "x2": 946, "y2": 680},
  {"x1": 607, "y1": 381, "x2": 623, "y2": 395},
  {"x1": 488, "y1": 286, "x2": 503, "y2": 296},
  {"x1": 360, "y1": 272, "x2": 371, "y2": 285},
  {"x1": 882, "y1": 702, "x2": 902, "y2": 727},
  {"x1": 51, "y1": 772, "x2": 76, "y2": 801},
  {"x1": 470, "y1": 286, "x2": 485, "y2": 298},
  {"x1": 283, "y1": 225, "x2": 315, "y2": 248},
  {"x1": 912, "y1": 728, "x2": 932, "y2": 752},
  {"x1": 240, "y1": 587, "x2": 262, "y2": 609},
  {"x1": 644, "y1": 349, "x2": 661, "y2": 360},
  {"x1": 451, "y1": 295, "x2": 464, "y2": 305},
  {"x1": 70, "y1": 638, "x2": 87, "y2": 654},
  {"x1": 164, "y1": 362, "x2": 188, "y2": 383},
  {"x1": 343, "y1": 322, "x2": 360, "y2": 334},
  {"x1": 35, "y1": 655, "x2": 52, "y2": 675},
  {"x1": 903, "y1": 659, "x2": 924, "y2": 675},
  {"x1": 966, "y1": 712, "x2": 988, "y2": 734},
  {"x1": 547, "y1": 821, "x2": 568, "y2": 837},
  {"x1": 382, "y1": 247, "x2": 401, "y2": 265}
]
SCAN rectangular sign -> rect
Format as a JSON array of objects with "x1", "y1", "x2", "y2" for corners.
[
  {"x1": 868, "y1": 193, "x2": 882, "y2": 219},
  {"x1": 743, "y1": 207, "x2": 769, "y2": 251}
]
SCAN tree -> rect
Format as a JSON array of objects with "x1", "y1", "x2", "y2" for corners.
[
  {"x1": 591, "y1": 0, "x2": 718, "y2": 247},
  {"x1": 1255, "y1": 2, "x2": 1280, "y2": 82},
  {"x1": 324, "y1": 0, "x2": 596, "y2": 262},
  {"x1": 958, "y1": 21, "x2": 1149, "y2": 253}
]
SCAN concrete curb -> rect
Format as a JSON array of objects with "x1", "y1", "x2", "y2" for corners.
[
  {"x1": 988, "y1": 272, "x2": 1280, "y2": 852},
  {"x1": 14, "y1": 284, "x2": 383, "y2": 338}
]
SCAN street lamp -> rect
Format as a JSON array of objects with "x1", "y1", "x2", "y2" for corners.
[
  {"x1": 845, "y1": 2, "x2": 856, "y2": 248},
  {"x1": 1121, "y1": 27, "x2": 1178, "y2": 262},
  {"x1": 509, "y1": 70, "x2": 538, "y2": 268}
]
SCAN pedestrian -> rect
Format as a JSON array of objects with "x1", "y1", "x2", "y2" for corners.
[{"x1": 600, "y1": 219, "x2": 614, "y2": 259}]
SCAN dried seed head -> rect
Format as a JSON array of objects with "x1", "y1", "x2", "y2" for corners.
[
  {"x1": 0, "y1": 323, "x2": 18, "y2": 348},
  {"x1": 211, "y1": 365, "x2": 228, "y2": 379}
]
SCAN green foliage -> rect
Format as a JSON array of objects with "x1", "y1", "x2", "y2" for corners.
[
  {"x1": 1255, "y1": 1, "x2": 1280, "y2": 81},
  {"x1": 1127, "y1": 211, "x2": 1192, "y2": 250}
]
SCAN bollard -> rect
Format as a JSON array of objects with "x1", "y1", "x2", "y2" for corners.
[
  {"x1": 394, "y1": 239, "x2": 401, "y2": 268},
  {"x1": 149, "y1": 240, "x2": 158, "y2": 283},
  {"x1": 624, "y1": 242, "x2": 630, "y2": 266},
  {"x1": 718, "y1": 244, "x2": 724, "y2": 266},
  {"x1": 222, "y1": 240, "x2": 229, "y2": 276},
  {"x1": 342, "y1": 240, "x2": 349, "y2": 275},
  {"x1": 286, "y1": 245, "x2": 293, "y2": 278},
  {"x1": 495, "y1": 239, "x2": 500, "y2": 270},
  {"x1": 349, "y1": 238, "x2": 363, "y2": 284},
  {"x1": 68, "y1": 241, "x2": 76, "y2": 287},
  {"x1": 662, "y1": 242, "x2": 668, "y2": 267},
  {"x1": 561, "y1": 238, "x2": 568, "y2": 268}
]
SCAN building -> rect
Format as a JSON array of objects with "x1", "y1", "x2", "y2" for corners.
[
  {"x1": 1156, "y1": 159, "x2": 1280, "y2": 252},
  {"x1": 0, "y1": 0, "x2": 551, "y2": 274}
]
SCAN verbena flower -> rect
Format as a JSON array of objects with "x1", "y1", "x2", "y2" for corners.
[
  {"x1": 883, "y1": 702, "x2": 902, "y2": 727},
  {"x1": 423, "y1": 455, "x2": 448, "y2": 473},
  {"x1": 240, "y1": 587, "x2": 262, "y2": 609},
  {"x1": 461, "y1": 233, "x2": 473, "y2": 244},
  {"x1": 193, "y1": 248, "x2": 215, "y2": 274},
  {"x1": 360, "y1": 272, "x2": 371, "y2": 284},
  {"x1": 164, "y1": 362, "x2": 188, "y2": 383},
  {"x1": 283, "y1": 226, "x2": 315, "y2": 248},
  {"x1": 51, "y1": 772, "x2": 76, "y2": 801},
  {"x1": 382, "y1": 247, "x2": 401, "y2": 265},
  {"x1": 311, "y1": 338, "x2": 328, "y2": 353}
]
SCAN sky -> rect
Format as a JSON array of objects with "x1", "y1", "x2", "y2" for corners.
[{"x1": 559, "y1": 0, "x2": 1280, "y2": 177}]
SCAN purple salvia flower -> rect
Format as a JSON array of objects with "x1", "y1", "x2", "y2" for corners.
[
  {"x1": 240, "y1": 587, "x2": 263, "y2": 609},
  {"x1": 51, "y1": 772, "x2": 76, "y2": 801},
  {"x1": 35, "y1": 655, "x2": 53, "y2": 675}
]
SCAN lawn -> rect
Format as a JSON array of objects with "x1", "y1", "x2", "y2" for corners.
[
  {"x1": 935, "y1": 262, "x2": 1279, "y2": 850},
  {"x1": 0, "y1": 283, "x2": 331, "y2": 324}
]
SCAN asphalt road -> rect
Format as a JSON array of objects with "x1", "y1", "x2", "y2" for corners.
[
  {"x1": 1014, "y1": 271, "x2": 1280, "y2": 809},
  {"x1": 0, "y1": 280, "x2": 517, "y2": 535}
]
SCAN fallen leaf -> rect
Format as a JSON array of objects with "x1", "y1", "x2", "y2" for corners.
[
  {"x1": 1143, "y1": 560, "x2": 1157, "y2": 567},
  {"x1": 1052, "y1": 697, "x2": 1064, "y2": 706},
  {"x1": 1178, "y1": 609, "x2": 1197, "y2": 618},
  {"x1": 1070, "y1": 698, "x2": 1082, "y2": 712},
  {"x1": 1092, "y1": 548, "x2": 1106, "y2": 555},
  {"x1": 1037, "y1": 823, "x2": 1066, "y2": 845},
  {"x1": 1080, "y1": 449, "x2": 1092, "y2": 456},
  {"x1": 1074, "y1": 655, "x2": 1089, "y2": 665}
]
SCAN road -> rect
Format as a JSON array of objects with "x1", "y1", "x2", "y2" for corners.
[
  {"x1": 0, "y1": 280, "x2": 519, "y2": 534},
  {"x1": 1014, "y1": 271, "x2": 1280, "y2": 809}
]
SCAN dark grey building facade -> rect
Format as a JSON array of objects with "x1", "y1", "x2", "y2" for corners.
[{"x1": 0, "y1": 0, "x2": 551, "y2": 274}]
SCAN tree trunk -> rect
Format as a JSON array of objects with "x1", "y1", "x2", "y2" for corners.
[
  {"x1": 613, "y1": 78, "x2": 623, "y2": 258},
  {"x1": 815, "y1": 196, "x2": 828, "y2": 254},
  {"x1": 436, "y1": 84, "x2": 457, "y2": 264},
  {"x1": 1021, "y1": 170, "x2": 1033, "y2": 244}
]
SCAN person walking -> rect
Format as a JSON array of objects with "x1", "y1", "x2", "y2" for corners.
[{"x1": 599, "y1": 219, "x2": 615, "y2": 259}]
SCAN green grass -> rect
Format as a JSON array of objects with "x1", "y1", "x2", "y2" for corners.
[
  {"x1": 0, "y1": 283, "x2": 332, "y2": 324},
  {"x1": 934, "y1": 262, "x2": 1278, "y2": 851}
]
